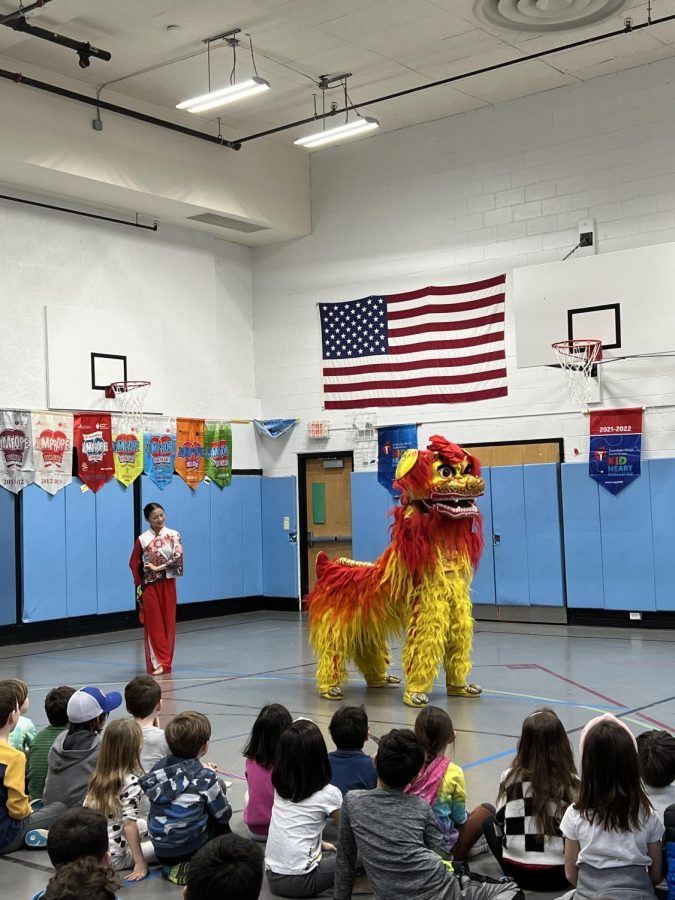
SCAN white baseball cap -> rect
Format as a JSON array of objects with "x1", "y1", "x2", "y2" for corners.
[{"x1": 67, "y1": 686, "x2": 122, "y2": 724}]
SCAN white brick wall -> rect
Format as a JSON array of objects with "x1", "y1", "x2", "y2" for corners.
[{"x1": 252, "y1": 55, "x2": 675, "y2": 476}]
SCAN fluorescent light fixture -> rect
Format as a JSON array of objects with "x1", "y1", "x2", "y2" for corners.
[
  {"x1": 177, "y1": 76, "x2": 270, "y2": 113},
  {"x1": 294, "y1": 116, "x2": 379, "y2": 149}
]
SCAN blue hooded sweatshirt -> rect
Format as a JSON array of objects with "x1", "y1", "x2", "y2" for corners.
[{"x1": 139, "y1": 755, "x2": 231, "y2": 859}]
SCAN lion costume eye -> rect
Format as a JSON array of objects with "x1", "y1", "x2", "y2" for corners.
[{"x1": 438, "y1": 464, "x2": 453, "y2": 478}]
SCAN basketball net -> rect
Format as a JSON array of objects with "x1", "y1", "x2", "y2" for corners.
[
  {"x1": 105, "y1": 381, "x2": 150, "y2": 433},
  {"x1": 552, "y1": 340, "x2": 602, "y2": 407}
]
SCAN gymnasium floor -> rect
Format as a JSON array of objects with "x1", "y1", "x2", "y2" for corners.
[{"x1": 1, "y1": 611, "x2": 673, "y2": 899}]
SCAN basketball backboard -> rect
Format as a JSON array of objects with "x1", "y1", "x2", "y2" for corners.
[{"x1": 513, "y1": 241, "x2": 675, "y2": 368}]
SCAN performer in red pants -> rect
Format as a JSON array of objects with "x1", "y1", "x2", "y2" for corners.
[{"x1": 129, "y1": 502, "x2": 184, "y2": 675}]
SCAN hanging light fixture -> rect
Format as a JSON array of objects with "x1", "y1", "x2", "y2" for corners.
[
  {"x1": 294, "y1": 74, "x2": 379, "y2": 149},
  {"x1": 177, "y1": 29, "x2": 270, "y2": 114}
]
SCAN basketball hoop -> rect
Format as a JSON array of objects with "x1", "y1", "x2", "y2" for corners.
[
  {"x1": 105, "y1": 380, "x2": 150, "y2": 433},
  {"x1": 552, "y1": 339, "x2": 602, "y2": 406}
]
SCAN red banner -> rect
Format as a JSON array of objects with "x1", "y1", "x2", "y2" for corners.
[{"x1": 75, "y1": 414, "x2": 115, "y2": 492}]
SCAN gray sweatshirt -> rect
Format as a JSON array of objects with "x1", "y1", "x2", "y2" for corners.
[
  {"x1": 335, "y1": 788, "x2": 521, "y2": 900},
  {"x1": 42, "y1": 730, "x2": 101, "y2": 808}
]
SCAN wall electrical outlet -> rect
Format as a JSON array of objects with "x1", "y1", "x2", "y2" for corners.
[
  {"x1": 578, "y1": 217, "x2": 596, "y2": 254},
  {"x1": 629, "y1": 611, "x2": 642, "y2": 621},
  {"x1": 283, "y1": 516, "x2": 290, "y2": 530}
]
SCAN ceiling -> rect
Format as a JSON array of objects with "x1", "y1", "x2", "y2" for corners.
[{"x1": 1, "y1": 0, "x2": 675, "y2": 148}]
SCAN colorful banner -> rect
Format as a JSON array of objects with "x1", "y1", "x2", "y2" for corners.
[
  {"x1": 176, "y1": 418, "x2": 205, "y2": 490},
  {"x1": 32, "y1": 411, "x2": 73, "y2": 495},
  {"x1": 0, "y1": 410, "x2": 33, "y2": 494},
  {"x1": 378, "y1": 424, "x2": 418, "y2": 496},
  {"x1": 75, "y1": 413, "x2": 115, "y2": 493},
  {"x1": 253, "y1": 419, "x2": 297, "y2": 439},
  {"x1": 589, "y1": 407, "x2": 643, "y2": 495},
  {"x1": 204, "y1": 421, "x2": 232, "y2": 489},
  {"x1": 112, "y1": 416, "x2": 143, "y2": 488},
  {"x1": 143, "y1": 417, "x2": 176, "y2": 491}
]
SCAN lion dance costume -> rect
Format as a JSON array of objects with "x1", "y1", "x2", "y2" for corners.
[{"x1": 307, "y1": 435, "x2": 485, "y2": 707}]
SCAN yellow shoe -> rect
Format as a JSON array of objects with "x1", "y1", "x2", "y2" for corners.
[
  {"x1": 446, "y1": 683, "x2": 482, "y2": 698},
  {"x1": 403, "y1": 691, "x2": 429, "y2": 707},
  {"x1": 319, "y1": 686, "x2": 344, "y2": 700},
  {"x1": 366, "y1": 674, "x2": 401, "y2": 688}
]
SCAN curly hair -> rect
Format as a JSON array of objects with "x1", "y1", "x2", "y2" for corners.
[{"x1": 43, "y1": 857, "x2": 121, "y2": 899}]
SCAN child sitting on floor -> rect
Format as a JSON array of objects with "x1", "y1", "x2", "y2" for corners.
[
  {"x1": 334, "y1": 727, "x2": 523, "y2": 900},
  {"x1": 27, "y1": 686, "x2": 76, "y2": 801},
  {"x1": 124, "y1": 675, "x2": 169, "y2": 774},
  {"x1": 41, "y1": 857, "x2": 120, "y2": 900},
  {"x1": 3, "y1": 677, "x2": 37, "y2": 755},
  {"x1": 85, "y1": 718, "x2": 155, "y2": 881},
  {"x1": 139, "y1": 710, "x2": 231, "y2": 886},
  {"x1": 637, "y1": 730, "x2": 675, "y2": 824},
  {"x1": 328, "y1": 705, "x2": 377, "y2": 796},
  {"x1": 43, "y1": 686, "x2": 122, "y2": 809},
  {"x1": 405, "y1": 705, "x2": 492, "y2": 859},
  {"x1": 242, "y1": 703, "x2": 292, "y2": 840},
  {"x1": 184, "y1": 834, "x2": 264, "y2": 900}
]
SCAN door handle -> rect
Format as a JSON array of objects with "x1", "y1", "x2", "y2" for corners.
[
  {"x1": 306, "y1": 533, "x2": 351, "y2": 547},
  {"x1": 493, "y1": 532, "x2": 501, "y2": 545}
]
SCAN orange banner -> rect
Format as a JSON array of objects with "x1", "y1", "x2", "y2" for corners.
[{"x1": 175, "y1": 418, "x2": 205, "y2": 490}]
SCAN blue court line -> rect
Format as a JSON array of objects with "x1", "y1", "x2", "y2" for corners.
[{"x1": 463, "y1": 748, "x2": 515, "y2": 770}]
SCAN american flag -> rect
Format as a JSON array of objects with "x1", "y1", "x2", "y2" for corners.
[{"x1": 319, "y1": 274, "x2": 507, "y2": 409}]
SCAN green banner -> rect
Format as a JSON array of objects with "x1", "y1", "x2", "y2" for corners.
[{"x1": 204, "y1": 420, "x2": 232, "y2": 488}]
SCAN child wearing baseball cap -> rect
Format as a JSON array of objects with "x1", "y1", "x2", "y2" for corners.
[{"x1": 43, "y1": 686, "x2": 122, "y2": 809}]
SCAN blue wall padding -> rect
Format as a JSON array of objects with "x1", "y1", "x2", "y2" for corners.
[
  {"x1": 351, "y1": 472, "x2": 392, "y2": 562},
  {"x1": 96, "y1": 479, "x2": 135, "y2": 614},
  {"x1": 599, "y1": 465, "x2": 655, "y2": 611},
  {"x1": 261, "y1": 476, "x2": 298, "y2": 599},
  {"x1": 649, "y1": 458, "x2": 675, "y2": 611},
  {"x1": 491, "y1": 466, "x2": 530, "y2": 605},
  {"x1": 22, "y1": 484, "x2": 68, "y2": 622},
  {"x1": 523, "y1": 465, "x2": 564, "y2": 606},
  {"x1": 0, "y1": 490, "x2": 17, "y2": 626},
  {"x1": 211, "y1": 477, "x2": 245, "y2": 600},
  {"x1": 561, "y1": 464, "x2": 603, "y2": 609},
  {"x1": 472, "y1": 468, "x2": 496, "y2": 605},
  {"x1": 241, "y1": 477, "x2": 263, "y2": 597},
  {"x1": 65, "y1": 482, "x2": 97, "y2": 618}
]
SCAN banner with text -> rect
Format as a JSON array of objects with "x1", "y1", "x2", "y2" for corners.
[
  {"x1": 205, "y1": 420, "x2": 232, "y2": 489},
  {"x1": 0, "y1": 410, "x2": 33, "y2": 494},
  {"x1": 112, "y1": 416, "x2": 144, "y2": 488},
  {"x1": 143, "y1": 417, "x2": 176, "y2": 491},
  {"x1": 31, "y1": 411, "x2": 73, "y2": 495},
  {"x1": 589, "y1": 407, "x2": 643, "y2": 495},
  {"x1": 378, "y1": 424, "x2": 418, "y2": 497},
  {"x1": 176, "y1": 418, "x2": 205, "y2": 490},
  {"x1": 75, "y1": 413, "x2": 115, "y2": 493}
]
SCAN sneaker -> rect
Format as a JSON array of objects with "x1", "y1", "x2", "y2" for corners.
[
  {"x1": 466, "y1": 834, "x2": 489, "y2": 858},
  {"x1": 162, "y1": 862, "x2": 191, "y2": 885},
  {"x1": 25, "y1": 829, "x2": 48, "y2": 849}
]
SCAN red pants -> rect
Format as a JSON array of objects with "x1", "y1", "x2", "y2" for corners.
[{"x1": 140, "y1": 579, "x2": 177, "y2": 673}]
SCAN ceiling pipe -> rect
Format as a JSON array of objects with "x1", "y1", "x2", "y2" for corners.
[
  {"x1": 0, "y1": 12, "x2": 674, "y2": 150},
  {"x1": 3, "y1": 16, "x2": 112, "y2": 66},
  {"x1": 0, "y1": 0, "x2": 54, "y2": 26},
  {"x1": 0, "y1": 193, "x2": 158, "y2": 231}
]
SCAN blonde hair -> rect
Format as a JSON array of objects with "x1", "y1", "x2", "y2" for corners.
[{"x1": 86, "y1": 719, "x2": 143, "y2": 817}]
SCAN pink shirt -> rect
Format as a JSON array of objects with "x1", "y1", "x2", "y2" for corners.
[{"x1": 244, "y1": 758, "x2": 274, "y2": 836}]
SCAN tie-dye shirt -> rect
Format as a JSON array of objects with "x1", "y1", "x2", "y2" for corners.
[
  {"x1": 8, "y1": 716, "x2": 36, "y2": 755},
  {"x1": 406, "y1": 757, "x2": 468, "y2": 852}
]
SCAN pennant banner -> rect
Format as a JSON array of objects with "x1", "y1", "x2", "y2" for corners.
[
  {"x1": 378, "y1": 424, "x2": 418, "y2": 496},
  {"x1": 0, "y1": 410, "x2": 33, "y2": 494},
  {"x1": 112, "y1": 416, "x2": 144, "y2": 488},
  {"x1": 32, "y1": 411, "x2": 73, "y2": 495},
  {"x1": 176, "y1": 418, "x2": 205, "y2": 490},
  {"x1": 204, "y1": 421, "x2": 232, "y2": 489},
  {"x1": 75, "y1": 413, "x2": 115, "y2": 493},
  {"x1": 253, "y1": 419, "x2": 297, "y2": 439},
  {"x1": 589, "y1": 407, "x2": 643, "y2": 495},
  {"x1": 143, "y1": 417, "x2": 176, "y2": 491}
]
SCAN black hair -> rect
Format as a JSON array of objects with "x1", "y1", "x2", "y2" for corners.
[
  {"x1": 143, "y1": 502, "x2": 164, "y2": 520},
  {"x1": 67, "y1": 714, "x2": 108, "y2": 735},
  {"x1": 45, "y1": 686, "x2": 77, "y2": 727},
  {"x1": 185, "y1": 834, "x2": 264, "y2": 900},
  {"x1": 243, "y1": 703, "x2": 292, "y2": 768},
  {"x1": 637, "y1": 730, "x2": 675, "y2": 789},
  {"x1": 46, "y1": 807, "x2": 110, "y2": 867},
  {"x1": 125, "y1": 675, "x2": 162, "y2": 719},
  {"x1": 43, "y1": 857, "x2": 120, "y2": 900},
  {"x1": 272, "y1": 719, "x2": 332, "y2": 803},
  {"x1": 329, "y1": 705, "x2": 369, "y2": 751},
  {"x1": 375, "y1": 728, "x2": 424, "y2": 790}
]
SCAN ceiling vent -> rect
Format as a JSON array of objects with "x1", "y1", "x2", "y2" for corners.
[
  {"x1": 474, "y1": 0, "x2": 630, "y2": 32},
  {"x1": 187, "y1": 213, "x2": 270, "y2": 233}
]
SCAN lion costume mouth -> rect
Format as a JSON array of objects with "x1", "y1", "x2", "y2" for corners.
[{"x1": 422, "y1": 493, "x2": 481, "y2": 518}]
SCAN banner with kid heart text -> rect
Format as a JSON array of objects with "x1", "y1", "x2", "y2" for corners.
[
  {"x1": 31, "y1": 411, "x2": 73, "y2": 495},
  {"x1": 176, "y1": 418, "x2": 205, "y2": 490},
  {"x1": 0, "y1": 409, "x2": 33, "y2": 494},
  {"x1": 143, "y1": 417, "x2": 176, "y2": 491},
  {"x1": 204, "y1": 420, "x2": 232, "y2": 488},
  {"x1": 112, "y1": 416, "x2": 144, "y2": 488},
  {"x1": 75, "y1": 413, "x2": 115, "y2": 493}
]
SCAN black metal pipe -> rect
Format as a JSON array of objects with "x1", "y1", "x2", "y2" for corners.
[
  {"x1": 0, "y1": 193, "x2": 158, "y2": 231},
  {"x1": 0, "y1": 0, "x2": 52, "y2": 26},
  {"x1": 0, "y1": 67, "x2": 240, "y2": 149},
  {"x1": 5, "y1": 16, "x2": 111, "y2": 63},
  {"x1": 234, "y1": 12, "x2": 675, "y2": 145}
]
